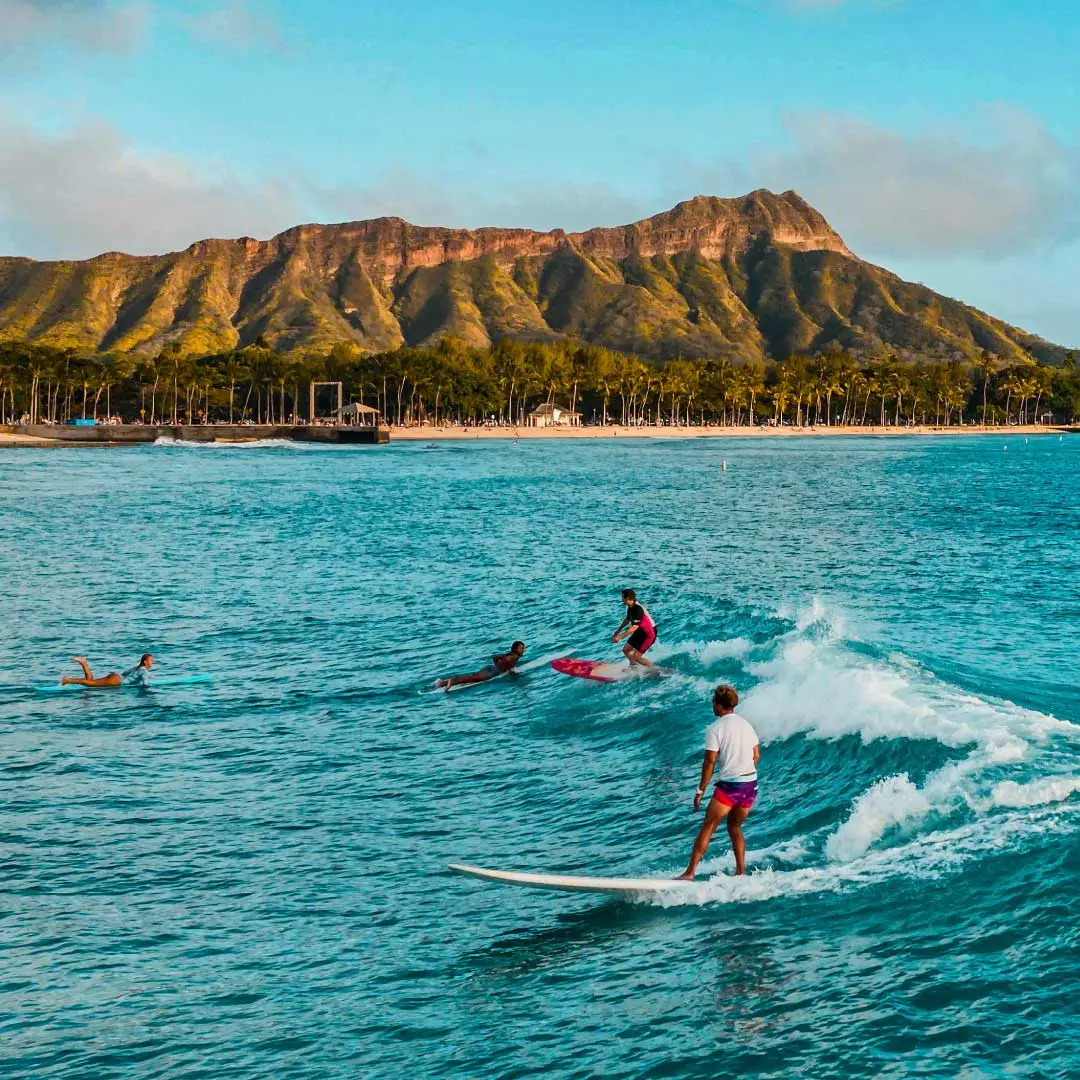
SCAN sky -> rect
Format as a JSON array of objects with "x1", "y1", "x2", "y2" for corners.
[{"x1": 0, "y1": 0, "x2": 1077, "y2": 345}]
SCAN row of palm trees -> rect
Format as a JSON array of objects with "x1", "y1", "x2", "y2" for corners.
[
  {"x1": 0, "y1": 338, "x2": 1076, "y2": 428},
  {"x1": 0, "y1": 341, "x2": 313, "y2": 426}
]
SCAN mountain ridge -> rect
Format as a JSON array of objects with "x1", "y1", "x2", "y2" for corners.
[{"x1": 0, "y1": 189, "x2": 1067, "y2": 364}]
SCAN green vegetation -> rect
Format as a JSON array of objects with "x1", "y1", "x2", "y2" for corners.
[
  {"x1": 1, "y1": 197, "x2": 1072, "y2": 367},
  {"x1": 2, "y1": 338, "x2": 1078, "y2": 428}
]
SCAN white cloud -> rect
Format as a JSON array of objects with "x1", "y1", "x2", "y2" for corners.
[
  {"x1": 0, "y1": 0, "x2": 147, "y2": 57},
  {"x1": 318, "y1": 170, "x2": 647, "y2": 234},
  {"x1": 697, "y1": 108, "x2": 1080, "y2": 259},
  {"x1": 0, "y1": 113, "x2": 298, "y2": 259},
  {"x1": 0, "y1": 111, "x2": 647, "y2": 261}
]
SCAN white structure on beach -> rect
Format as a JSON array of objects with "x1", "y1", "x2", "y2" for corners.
[
  {"x1": 528, "y1": 403, "x2": 581, "y2": 428},
  {"x1": 342, "y1": 402, "x2": 381, "y2": 426}
]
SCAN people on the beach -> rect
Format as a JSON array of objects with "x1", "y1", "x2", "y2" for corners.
[
  {"x1": 678, "y1": 684, "x2": 760, "y2": 879},
  {"x1": 61, "y1": 654, "x2": 154, "y2": 688},
  {"x1": 612, "y1": 589, "x2": 656, "y2": 668},
  {"x1": 436, "y1": 642, "x2": 525, "y2": 690}
]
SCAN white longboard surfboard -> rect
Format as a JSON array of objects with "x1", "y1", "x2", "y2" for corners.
[
  {"x1": 442, "y1": 671, "x2": 510, "y2": 693},
  {"x1": 449, "y1": 863, "x2": 700, "y2": 897}
]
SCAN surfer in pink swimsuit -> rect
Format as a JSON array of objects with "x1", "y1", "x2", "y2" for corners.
[{"x1": 613, "y1": 589, "x2": 656, "y2": 668}]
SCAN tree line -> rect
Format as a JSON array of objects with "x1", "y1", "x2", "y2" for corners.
[{"x1": 1, "y1": 337, "x2": 1078, "y2": 427}]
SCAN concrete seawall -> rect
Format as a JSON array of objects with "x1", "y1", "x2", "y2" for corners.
[{"x1": 0, "y1": 424, "x2": 389, "y2": 445}]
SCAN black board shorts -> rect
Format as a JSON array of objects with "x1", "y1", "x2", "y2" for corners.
[{"x1": 628, "y1": 627, "x2": 656, "y2": 652}]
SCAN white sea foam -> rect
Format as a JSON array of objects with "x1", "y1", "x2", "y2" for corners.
[
  {"x1": 649, "y1": 637, "x2": 753, "y2": 666},
  {"x1": 699, "y1": 832, "x2": 817, "y2": 877},
  {"x1": 987, "y1": 776, "x2": 1080, "y2": 809},
  {"x1": 647, "y1": 800, "x2": 1080, "y2": 908},
  {"x1": 826, "y1": 774, "x2": 932, "y2": 862},
  {"x1": 742, "y1": 620, "x2": 1074, "y2": 753},
  {"x1": 152, "y1": 436, "x2": 309, "y2": 449}
]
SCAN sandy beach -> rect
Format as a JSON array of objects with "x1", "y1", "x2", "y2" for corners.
[
  {"x1": 0, "y1": 431, "x2": 57, "y2": 447},
  {"x1": 2, "y1": 424, "x2": 1072, "y2": 447},
  {"x1": 389, "y1": 423, "x2": 1068, "y2": 441}
]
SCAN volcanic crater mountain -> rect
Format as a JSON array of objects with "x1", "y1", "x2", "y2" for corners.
[{"x1": 0, "y1": 190, "x2": 1067, "y2": 363}]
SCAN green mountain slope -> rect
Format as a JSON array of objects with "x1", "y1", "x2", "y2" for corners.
[{"x1": 0, "y1": 190, "x2": 1068, "y2": 363}]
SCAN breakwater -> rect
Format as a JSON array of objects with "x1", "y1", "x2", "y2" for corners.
[{"x1": 0, "y1": 424, "x2": 388, "y2": 445}]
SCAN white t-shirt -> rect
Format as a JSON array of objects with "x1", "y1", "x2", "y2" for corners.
[{"x1": 704, "y1": 712, "x2": 759, "y2": 781}]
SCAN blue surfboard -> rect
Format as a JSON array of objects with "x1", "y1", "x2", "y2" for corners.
[{"x1": 34, "y1": 674, "x2": 212, "y2": 694}]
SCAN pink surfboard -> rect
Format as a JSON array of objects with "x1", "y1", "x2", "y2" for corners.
[{"x1": 551, "y1": 658, "x2": 635, "y2": 683}]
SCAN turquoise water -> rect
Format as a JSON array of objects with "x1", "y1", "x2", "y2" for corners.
[{"x1": 2, "y1": 435, "x2": 1078, "y2": 1079}]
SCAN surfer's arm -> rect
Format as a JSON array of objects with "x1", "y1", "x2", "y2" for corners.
[{"x1": 693, "y1": 750, "x2": 718, "y2": 811}]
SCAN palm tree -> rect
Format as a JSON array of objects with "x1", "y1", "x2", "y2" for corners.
[
  {"x1": 221, "y1": 351, "x2": 248, "y2": 424},
  {"x1": 1030, "y1": 365, "x2": 1053, "y2": 425},
  {"x1": 977, "y1": 350, "x2": 997, "y2": 426},
  {"x1": 741, "y1": 360, "x2": 765, "y2": 426},
  {"x1": 568, "y1": 344, "x2": 591, "y2": 418},
  {"x1": 770, "y1": 360, "x2": 793, "y2": 425},
  {"x1": 999, "y1": 368, "x2": 1023, "y2": 425},
  {"x1": 791, "y1": 357, "x2": 814, "y2": 427}
]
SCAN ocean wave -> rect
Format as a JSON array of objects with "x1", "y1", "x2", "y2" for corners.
[
  {"x1": 647, "y1": 800, "x2": 1080, "y2": 908},
  {"x1": 658, "y1": 598, "x2": 1080, "y2": 895},
  {"x1": 825, "y1": 773, "x2": 932, "y2": 862},
  {"x1": 649, "y1": 636, "x2": 753, "y2": 665},
  {"x1": 987, "y1": 775, "x2": 1080, "y2": 809},
  {"x1": 152, "y1": 436, "x2": 310, "y2": 449},
  {"x1": 742, "y1": 609, "x2": 1076, "y2": 752}
]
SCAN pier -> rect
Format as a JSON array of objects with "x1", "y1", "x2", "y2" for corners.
[{"x1": 0, "y1": 424, "x2": 389, "y2": 446}]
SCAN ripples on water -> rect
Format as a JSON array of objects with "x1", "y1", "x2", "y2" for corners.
[{"x1": 1, "y1": 435, "x2": 1077, "y2": 1078}]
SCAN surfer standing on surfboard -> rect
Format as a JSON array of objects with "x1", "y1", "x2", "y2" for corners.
[
  {"x1": 677, "y1": 684, "x2": 760, "y2": 879},
  {"x1": 612, "y1": 589, "x2": 656, "y2": 669},
  {"x1": 436, "y1": 641, "x2": 525, "y2": 690}
]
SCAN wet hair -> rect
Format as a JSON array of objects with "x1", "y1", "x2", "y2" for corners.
[
  {"x1": 713, "y1": 684, "x2": 739, "y2": 711},
  {"x1": 621, "y1": 589, "x2": 636, "y2": 602},
  {"x1": 140, "y1": 653, "x2": 153, "y2": 666},
  {"x1": 511, "y1": 641, "x2": 525, "y2": 653}
]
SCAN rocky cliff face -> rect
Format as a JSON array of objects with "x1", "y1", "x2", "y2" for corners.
[{"x1": 0, "y1": 189, "x2": 1065, "y2": 364}]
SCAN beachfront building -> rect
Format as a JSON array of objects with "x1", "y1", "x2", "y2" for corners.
[
  {"x1": 342, "y1": 402, "x2": 381, "y2": 427},
  {"x1": 527, "y1": 403, "x2": 581, "y2": 429}
]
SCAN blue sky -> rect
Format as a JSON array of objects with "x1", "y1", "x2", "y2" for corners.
[{"x1": 0, "y1": 0, "x2": 1077, "y2": 344}]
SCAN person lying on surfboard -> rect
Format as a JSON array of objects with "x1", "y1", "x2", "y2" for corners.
[
  {"x1": 61, "y1": 653, "x2": 154, "y2": 688},
  {"x1": 612, "y1": 589, "x2": 656, "y2": 668},
  {"x1": 677, "y1": 684, "x2": 760, "y2": 879},
  {"x1": 436, "y1": 641, "x2": 525, "y2": 690}
]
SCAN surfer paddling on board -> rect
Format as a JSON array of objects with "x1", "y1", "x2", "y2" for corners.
[
  {"x1": 61, "y1": 653, "x2": 153, "y2": 688},
  {"x1": 436, "y1": 641, "x2": 525, "y2": 690},
  {"x1": 612, "y1": 589, "x2": 657, "y2": 668},
  {"x1": 677, "y1": 684, "x2": 760, "y2": 879}
]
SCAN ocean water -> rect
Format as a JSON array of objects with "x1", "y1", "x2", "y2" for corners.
[{"x1": 1, "y1": 434, "x2": 1078, "y2": 1079}]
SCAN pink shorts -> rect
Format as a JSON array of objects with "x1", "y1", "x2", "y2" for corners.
[{"x1": 712, "y1": 780, "x2": 758, "y2": 809}]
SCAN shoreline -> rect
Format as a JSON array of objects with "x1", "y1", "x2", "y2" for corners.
[
  {"x1": 2, "y1": 424, "x2": 1074, "y2": 448},
  {"x1": 389, "y1": 423, "x2": 1074, "y2": 441}
]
